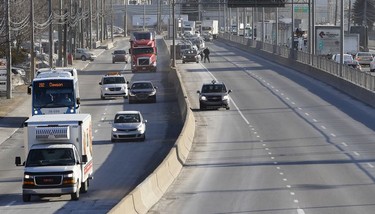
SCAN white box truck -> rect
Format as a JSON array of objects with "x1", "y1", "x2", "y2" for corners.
[
  {"x1": 201, "y1": 20, "x2": 219, "y2": 39},
  {"x1": 15, "y1": 114, "x2": 93, "y2": 202}
]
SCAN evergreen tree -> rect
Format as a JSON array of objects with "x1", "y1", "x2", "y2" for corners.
[{"x1": 352, "y1": 0, "x2": 375, "y2": 30}]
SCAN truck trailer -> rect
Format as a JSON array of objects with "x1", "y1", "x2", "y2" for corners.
[{"x1": 15, "y1": 114, "x2": 93, "y2": 202}]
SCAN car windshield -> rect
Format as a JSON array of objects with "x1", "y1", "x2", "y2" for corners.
[
  {"x1": 103, "y1": 77, "x2": 125, "y2": 84},
  {"x1": 26, "y1": 148, "x2": 75, "y2": 167},
  {"x1": 132, "y1": 47, "x2": 154, "y2": 55},
  {"x1": 115, "y1": 114, "x2": 140, "y2": 123},
  {"x1": 131, "y1": 82, "x2": 153, "y2": 89},
  {"x1": 114, "y1": 50, "x2": 126, "y2": 54},
  {"x1": 202, "y1": 84, "x2": 227, "y2": 93}
]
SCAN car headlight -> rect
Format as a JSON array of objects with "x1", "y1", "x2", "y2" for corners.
[
  {"x1": 182, "y1": 56, "x2": 186, "y2": 59},
  {"x1": 23, "y1": 174, "x2": 35, "y2": 185},
  {"x1": 137, "y1": 125, "x2": 143, "y2": 131},
  {"x1": 112, "y1": 127, "x2": 117, "y2": 132},
  {"x1": 63, "y1": 173, "x2": 76, "y2": 184},
  {"x1": 104, "y1": 87, "x2": 109, "y2": 91},
  {"x1": 200, "y1": 96, "x2": 207, "y2": 101},
  {"x1": 24, "y1": 174, "x2": 34, "y2": 179},
  {"x1": 223, "y1": 95, "x2": 229, "y2": 101},
  {"x1": 150, "y1": 90, "x2": 156, "y2": 95}
]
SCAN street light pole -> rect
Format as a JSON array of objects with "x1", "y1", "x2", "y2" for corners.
[
  {"x1": 6, "y1": 0, "x2": 12, "y2": 99},
  {"x1": 172, "y1": 0, "x2": 176, "y2": 67},
  {"x1": 30, "y1": 0, "x2": 35, "y2": 81}
]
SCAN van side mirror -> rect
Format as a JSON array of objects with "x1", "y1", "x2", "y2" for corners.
[
  {"x1": 82, "y1": 155, "x2": 88, "y2": 163},
  {"x1": 27, "y1": 85, "x2": 32, "y2": 95},
  {"x1": 76, "y1": 98, "x2": 81, "y2": 105},
  {"x1": 15, "y1": 156, "x2": 23, "y2": 166}
]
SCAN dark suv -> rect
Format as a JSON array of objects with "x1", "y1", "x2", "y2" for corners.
[
  {"x1": 197, "y1": 80, "x2": 232, "y2": 110},
  {"x1": 112, "y1": 50, "x2": 129, "y2": 63}
]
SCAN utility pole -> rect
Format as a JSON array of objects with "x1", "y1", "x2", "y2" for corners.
[
  {"x1": 89, "y1": 0, "x2": 92, "y2": 49},
  {"x1": 63, "y1": 9, "x2": 68, "y2": 66},
  {"x1": 48, "y1": 0, "x2": 53, "y2": 67},
  {"x1": 124, "y1": 0, "x2": 128, "y2": 37},
  {"x1": 6, "y1": 0, "x2": 12, "y2": 99},
  {"x1": 58, "y1": 0, "x2": 63, "y2": 66},
  {"x1": 143, "y1": 0, "x2": 146, "y2": 31},
  {"x1": 30, "y1": 0, "x2": 35, "y2": 81},
  {"x1": 97, "y1": 0, "x2": 99, "y2": 41},
  {"x1": 172, "y1": 0, "x2": 176, "y2": 67},
  {"x1": 111, "y1": 0, "x2": 114, "y2": 42}
]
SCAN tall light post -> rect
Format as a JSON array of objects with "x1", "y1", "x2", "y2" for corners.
[
  {"x1": 143, "y1": 0, "x2": 146, "y2": 31},
  {"x1": 30, "y1": 0, "x2": 35, "y2": 81},
  {"x1": 172, "y1": 0, "x2": 176, "y2": 67},
  {"x1": 6, "y1": 0, "x2": 12, "y2": 99},
  {"x1": 48, "y1": 0, "x2": 53, "y2": 67}
]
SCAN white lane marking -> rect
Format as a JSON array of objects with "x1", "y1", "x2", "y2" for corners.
[
  {"x1": 281, "y1": 93, "x2": 284, "y2": 96},
  {"x1": 353, "y1": 151, "x2": 360, "y2": 156},
  {"x1": 94, "y1": 130, "x2": 98, "y2": 133},
  {"x1": 271, "y1": 86, "x2": 274, "y2": 89},
  {"x1": 313, "y1": 119, "x2": 318, "y2": 122},
  {"x1": 342, "y1": 142, "x2": 348, "y2": 147},
  {"x1": 330, "y1": 133, "x2": 336, "y2": 137},
  {"x1": 304, "y1": 112, "x2": 309, "y2": 116},
  {"x1": 291, "y1": 102, "x2": 296, "y2": 105},
  {"x1": 276, "y1": 89, "x2": 279, "y2": 92},
  {"x1": 271, "y1": 157, "x2": 275, "y2": 159},
  {"x1": 290, "y1": 192, "x2": 295, "y2": 195},
  {"x1": 286, "y1": 97, "x2": 290, "y2": 100},
  {"x1": 265, "y1": 148, "x2": 269, "y2": 150},
  {"x1": 254, "y1": 131, "x2": 258, "y2": 134},
  {"x1": 283, "y1": 178, "x2": 288, "y2": 181},
  {"x1": 298, "y1": 107, "x2": 302, "y2": 110},
  {"x1": 276, "y1": 166, "x2": 281, "y2": 170},
  {"x1": 262, "y1": 144, "x2": 266, "y2": 146},
  {"x1": 279, "y1": 172, "x2": 284, "y2": 175},
  {"x1": 286, "y1": 185, "x2": 291, "y2": 188},
  {"x1": 294, "y1": 199, "x2": 299, "y2": 203},
  {"x1": 202, "y1": 65, "x2": 251, "y2": 125},
  {"x1": 268, "y1": 152, "x2": 272, "y2": 155},
  {"x1": 256, "y1": 135, "x2": 260, "y2": 138},
  {"x1": 98, "y1": 124, "x2": 101, "y2": 127},
  {"x1": 321, "y1": 125, "x2": 326, "y2": 130},
  {"x1": 297, "y1": 208, "x2": 306, "y2": 214},
  {"x1": 367, "y1": 163, "x2": 374, "y2": 168},
  {"x1": 101, "y1": 117, "x2": 105, "y2": 121}
]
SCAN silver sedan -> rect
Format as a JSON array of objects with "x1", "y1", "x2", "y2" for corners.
[{"x1": 111, "y1": 111, "x2": 147, "y2": 142}]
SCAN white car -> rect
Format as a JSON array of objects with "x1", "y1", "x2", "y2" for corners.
[
  {"x1": 99, "y1": 72, "x2": 129, "y2": 99},
  {"x1": 369, "y1": 57, "x2": 375, "y2": 72},
  {"x1": 111, "y1": 111, "x2": 147, "y2": 142},
  {"x1": 74, "y1": 48, "x2": 97, "y2": 61}
]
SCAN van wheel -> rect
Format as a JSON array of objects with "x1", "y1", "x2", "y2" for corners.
[
  {"x1": 23, "y1": 194, "x2": 31, "y2": 202},
  {"x1": 80, "y1": 180, "x2": 89, "y2": 193},
  {"x1": 81, "y1": 56, "x2": 86, "y2": 61},
  {"x1": 71, "y1": 190, "x2": 80, "y2": 200}
]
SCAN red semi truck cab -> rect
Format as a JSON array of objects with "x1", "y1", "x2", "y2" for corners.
[
  {"x1": 129, "y1": 46, "x2": 157, "y2": 72},
  {"x1": 129, "y1": 31, "x2": 157, "y2": 72}
]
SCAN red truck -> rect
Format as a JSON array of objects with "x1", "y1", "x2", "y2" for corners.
[{"x1": 129, "y1": 31, "x2": 157, "y2": 72}]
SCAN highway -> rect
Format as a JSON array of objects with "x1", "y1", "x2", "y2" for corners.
[
  {"x1": 0, "y1": 37, "x2": 182, "y2": 214},
  {"x1": 149, "y1": 40, "x2": 375, "y2": 214}
]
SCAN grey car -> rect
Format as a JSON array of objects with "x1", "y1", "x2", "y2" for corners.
[
  {"x1": 111, "y1": 111, "x2": 147, "y2": 142},
  {"x1": 197, "y1": 80, "x2": 232, "y2": 110},
  {"x1": 112, "y1": 50, "x2": 129, "y2": 63},
  {"x1": 128, "y1": 81, "x2": 157, "y2": 103}
]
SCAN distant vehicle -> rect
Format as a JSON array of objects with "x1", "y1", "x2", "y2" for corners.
[
  {"x1": 112, "y1": 50, "x2": 129, "y2": 64},
  {"x1": 74, "y1": 48, "x2": 96, "y2": 61},
  {"x1": 182, "y1": 49, "x2": 200, "y2": 63},
  {"x1": 331, "y1": 54, "x2": 361, "y2": 70},
  {"x1": 111, "y1": 111, "x2": 147, "y2": 142},
  {"x1": 129, "y1": 46, "x2": 157, "y2": 72},
  {"x1": 99, "y1": 72, "x2": 129, "y2": 99},
  {"x1": 201, "y1": 20, "x2": 219, "y2": 39},
  {"x1": 354, "y1": 52, "x2": 373, "y2": 68},
  {"x1": 369, "y1": 57, "x2": 375, "y2": 72},
  {"x1": 128, "y1": 80, "x2": 157, "y2": 103},
  {"x1": 11, "y1": 67, "x2": 26, "y2": 76},
  {"x1": 197, "y1": 80, "x2": 232, "y2": 110},
  {"x1": 177, "y1": 43, "x2": 198, "y2": 58}
]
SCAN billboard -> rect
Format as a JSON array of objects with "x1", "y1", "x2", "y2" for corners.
[{"x1": 315, "y1": 26, "x2": 341, "y2": 55}]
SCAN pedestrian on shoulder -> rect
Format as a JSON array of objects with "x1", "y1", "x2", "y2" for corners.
[{"x1": 203, "y1": 47, "x2": 210, "y2": 63}]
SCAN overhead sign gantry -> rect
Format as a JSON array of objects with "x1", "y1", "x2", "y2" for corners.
[{"x1": 227, "y1": 0, "x2": 286, "y2": 8}]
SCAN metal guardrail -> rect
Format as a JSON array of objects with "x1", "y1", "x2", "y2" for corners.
[{"x1": 221, "y1": 33, "x2": 375, "y2": 92}]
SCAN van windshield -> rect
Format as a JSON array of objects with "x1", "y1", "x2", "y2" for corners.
[{"x1": 26, "y1": 148, "x2": 75, "y2": 167}]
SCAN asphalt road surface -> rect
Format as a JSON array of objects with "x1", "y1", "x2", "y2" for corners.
[{"x1": 149, "y1": 40, "x2": 375, "y2": 214}]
